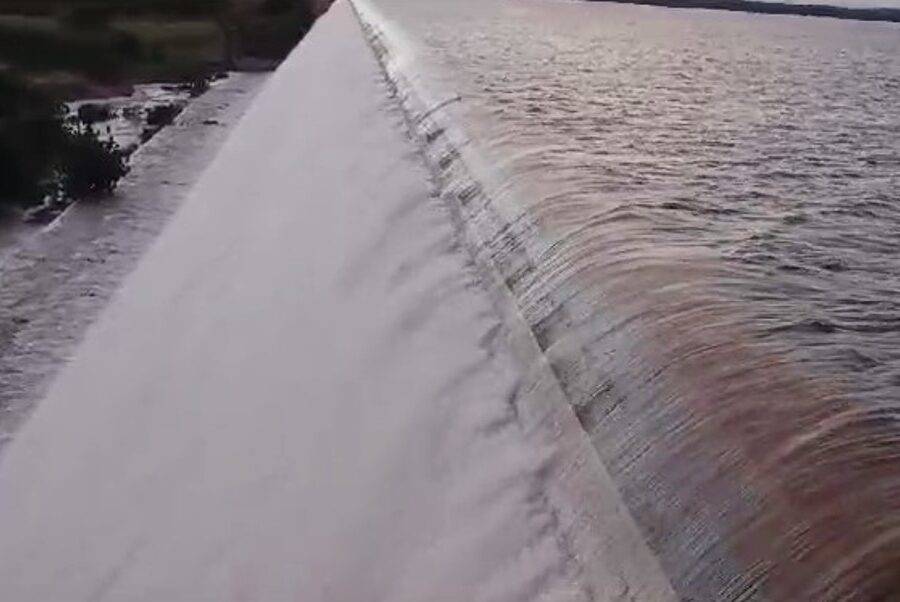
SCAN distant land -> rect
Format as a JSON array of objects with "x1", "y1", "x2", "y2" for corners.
[{"x1": 589, "y1": 0, "x2": 900, "y2": 21}]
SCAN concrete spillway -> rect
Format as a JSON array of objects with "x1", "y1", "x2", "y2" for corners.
[{"x1": 0, "y1": 2, "x2": 673, "y2": 600}]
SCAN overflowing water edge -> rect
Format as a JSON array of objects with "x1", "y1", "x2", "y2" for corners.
[{"x1": 350, "y1": 1, "x2": 900, "y2": 599}]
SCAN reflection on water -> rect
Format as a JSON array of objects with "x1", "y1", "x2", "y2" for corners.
[{"x1": 357, "y1": 0, "x2": 900, "y2": 599}]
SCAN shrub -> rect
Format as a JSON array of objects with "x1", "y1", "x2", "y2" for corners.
[
  {"x1": 62, "y1": 6, "x2": 115, "y2": 30},
  {"x1": 113, "y1": 31, "x2": 144, "y2": 60},
  {"x1": 0, "y1": 74, "x2": 128, "y2": 208},
  {"x1": 260, "y1": 0, "x2": 296, "y2": 15},
  {"x1": 0, "y1": 73, "x2": 66, "y2": 207},
  {"x1": 237, "y1": 3, "x2": 316, "y2": 61},
  {"x1": 58, "y1": 124, "x2": 128, "y2": 198},
  {"x1": 77, "y1": 102, "x2": 112, "y2": 124},
  {"x1": 0, "y1": 24, "x2": 127, "y2": 81},
  {"x1": 146, "y1": 102, "x2": 182, "y2": 127}
]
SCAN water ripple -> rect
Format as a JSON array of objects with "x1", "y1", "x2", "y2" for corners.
[{"x1": 363, "y1": 1, "x2": 900, "y2": 599}]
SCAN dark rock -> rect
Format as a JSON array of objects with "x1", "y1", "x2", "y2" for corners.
[
  {"x1": 77, "y1": 103, "x2": 113, "y2": 125},
  {"x1": 146, "y1": 103, "x2": 184, "y2": 128}
]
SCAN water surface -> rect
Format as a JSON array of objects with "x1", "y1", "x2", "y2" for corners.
[{"x1": 360, "y1": 0, "x2": 900, "y2": 598}]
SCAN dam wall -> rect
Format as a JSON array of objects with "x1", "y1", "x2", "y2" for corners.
[{"x1": 0, "y1": 2, "x2": 674, "y2": 600}]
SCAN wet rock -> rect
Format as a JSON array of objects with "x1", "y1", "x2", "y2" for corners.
[
  {"x1": 77, "y1": 103, "x2": 113, "y2": 125},
  {"x1": 146, "y1": 103, "x2": 184, "y2": 128}
]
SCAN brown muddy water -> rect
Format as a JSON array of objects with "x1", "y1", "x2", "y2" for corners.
[{"x1": 356, "y1": 0, "x2": 900, "y2": 599}]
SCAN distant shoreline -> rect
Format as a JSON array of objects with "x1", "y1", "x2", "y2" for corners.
[{"x1": 588, "y1": 0, "x2": 900, "y2": 22}]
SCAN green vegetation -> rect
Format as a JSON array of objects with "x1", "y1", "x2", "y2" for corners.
[
  {"x1": 0, "y1": 72, "x2": 127, "y2": 209},
  {"x1": 0, "y1": 0, "x2": 322, "y2": 210},
  {"x1": 0, "y1": 73, "x2": 63, "y2": 208},
  {"x1": 0, "y1": 0, "x2": 319, "y2": 95},
  {"x1": 57, "y1": 123, "x2": 128, "y2": 199}
]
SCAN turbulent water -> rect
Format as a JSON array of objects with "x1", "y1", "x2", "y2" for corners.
[{"x1": 356, "y1": 0, "x2": 900, "y2": 599}]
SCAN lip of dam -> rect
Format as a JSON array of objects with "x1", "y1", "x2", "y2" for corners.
[{"x1": 350, "y1": 0, "x2": 900, "y2": 600}]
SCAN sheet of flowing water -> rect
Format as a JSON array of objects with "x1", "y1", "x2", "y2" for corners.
[{"x1": 356, "y1": 0, "x2": 900, "y2": 599}]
